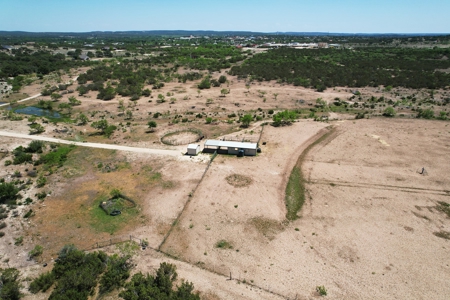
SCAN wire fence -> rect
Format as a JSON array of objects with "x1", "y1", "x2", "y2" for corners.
[{"x1": 87, "y1": 235, "x2": 145, "y2": 251}]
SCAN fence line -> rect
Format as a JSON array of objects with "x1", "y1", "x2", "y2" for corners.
[
  {"x1": 158, "y1": 150, "x2": 217, "y2": 251},
  {"x1": 86, "y1": 234, "x2": 150, "y2": 251},
  {"x1": 257, "y1": 124, "x2": 265, "y2": 145}
]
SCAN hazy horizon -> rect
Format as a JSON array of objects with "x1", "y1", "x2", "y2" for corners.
[{"x1": 1, "y1": 0, "x2": 449, "y2": 34}]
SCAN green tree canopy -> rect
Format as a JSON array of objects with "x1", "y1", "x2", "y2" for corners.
[
  {"x1": 383, "y1": 106, "x2": 396, "y2": 117},
  {"x1": 119, "y1": 263, "x2": 199, "y2": 300},
  {"x1": 240, "y1": 114, "x2": 253, "y2": 127},
  {"x1": 272, "y1": 110, "x2": 298, "y2": 126}
]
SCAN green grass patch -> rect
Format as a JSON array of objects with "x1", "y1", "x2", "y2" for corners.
[
  {"x1": 45, "y1": 115, "x2": 74, "y2": 124},
  {"x1": 284, "y1": 127, "x2": 336, "y2": 221},
  {"x1": 285, "y1": 166, "x2": 304, "y2": 221},
  {"x1": 40, "y1": 145, "x2": 75, "y2": 168},
  {"x1": 90, "y1": 195, "x2": 139, "y2": 234}
]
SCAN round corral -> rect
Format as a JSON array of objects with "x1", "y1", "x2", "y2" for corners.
[{"x1": 161, "y1": 129, "x2": 203, "y2": 146}]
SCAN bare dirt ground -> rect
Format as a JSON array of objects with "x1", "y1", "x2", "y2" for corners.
[
  {"x1": 1, "y1": 69, "x2": 450, "y2": 299},
  {"x1": 159, "y1": 118, "x2": 450, "y2": 299}
]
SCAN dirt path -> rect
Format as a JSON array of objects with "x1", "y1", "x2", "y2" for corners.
[
  {"x1": 0, "y1": 75, "x2": 79, "y2": 108},
  {"x1": 0, "y1": 93, "x2": 42, "y2": 107},
  {"x1": 0, "y1": 130, "x2": 181, "y2": 157}
]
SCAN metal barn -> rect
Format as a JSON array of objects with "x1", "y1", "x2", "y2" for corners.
[{"x1": 203, "y1": 140, "x2": 257, "y2": 156}]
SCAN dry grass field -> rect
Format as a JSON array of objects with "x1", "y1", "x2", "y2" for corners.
[{"x1": 1, "y1": 70, "x2": 449, "y2": 299}]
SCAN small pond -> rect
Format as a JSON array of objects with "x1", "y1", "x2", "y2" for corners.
[{"x1": 13, "y1": 106, "x2": 61, "y2": 118}]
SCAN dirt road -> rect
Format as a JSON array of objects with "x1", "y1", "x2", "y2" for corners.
[
  {"x1": 0, "y1": 93, "x2": 42, "y2": 108},
  {"x1": 0, "y1": 130, "x2": 181, "y2": 157}
]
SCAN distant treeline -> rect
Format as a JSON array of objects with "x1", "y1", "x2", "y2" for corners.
[
  {"x1": 229, "y1": 47, "x2": 450, "y2": 90},
  {"x1": 0, "y1": 48, "x2": 93, "y2": 78}
]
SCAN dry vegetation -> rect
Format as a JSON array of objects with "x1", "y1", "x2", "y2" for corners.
[
  {"x1": 225, "y1": 174, "x2": 253, "y2": 188},
  {"x1": 1, "y1": 64, "x2": 449, "y2": 299}
]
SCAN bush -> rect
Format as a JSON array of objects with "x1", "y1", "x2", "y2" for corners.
[
  {"x1": 0, "y1": 222, "x2": 6, "y2": 229},
  {"x1": 35, "y1": 191, "x2": 47, "y2": 200},
  {"x1": 0, "y1": 268, "x2": 22, "y2": 300},
  {"x1": 28, "y1": 245, "x2": 44, "y2": 258},
  {"x1": 23, "y1": 209, "x2": 34, "y2": 219},
  {"x1": 49, "y1": 245, "x2": 107, "y2": 298},
  {"x1": 99, "y1": 254, "x2": 132, "y2": 294},
  {"x1": 120, "y1": 263, "x2": 199, "y2": 300},
  {"x1": 215, "y1": 240, "x2": 233, "y2": 249},
  {"x1": 316, "y1": 285, "x2": 327, "y2": 296},
  {"x1": 198, "y1": 77, "x2": 211, "y2": 89},
  {"x1": 39, "y1": 145, "x2": 74, "y2": 167},
  {"x1": 26, "y1": 140, "x2": 45, "y2": 153},
  {"x1": 36, "y1": 176, "x2": 47, "y2": 188},
  {"x1": 383, "y1": 106, "x2": 396, "y2": 117},
  {"x1": 417, "y1": 108, "x2": 434, "y2": 119},
  {"x1": 12, "y1": 147, "x2": 33, "y2": 165},
  {"x1": 29, "y1": 271, "x2": 55, "y2": 294},
  {"x1": 0, "y1": 182, "x2": 19, "y2": 205}
]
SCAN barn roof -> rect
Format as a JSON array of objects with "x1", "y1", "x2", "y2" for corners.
[{"x1": 204, "y1": 140, "x2": 257, "y2": 149}]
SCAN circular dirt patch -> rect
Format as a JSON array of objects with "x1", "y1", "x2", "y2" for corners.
[
  {"x1": 161, "y1": 129, "x2": 202, "y2": 145},
  {"x1": 225, "y1": 174, "x2": 253, "y2": 188}
]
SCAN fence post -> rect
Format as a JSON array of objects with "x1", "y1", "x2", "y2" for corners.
[
  {"x1": 130, "y1": 235, "x2": 132, "y2": 241},
  {"x1": 96, "y1": 242, "x2": 99, "y2": 248}
]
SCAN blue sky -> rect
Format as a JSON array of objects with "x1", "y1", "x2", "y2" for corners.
[{"x1": 1, "y1": 0, "x2": 449, "y2": 33}]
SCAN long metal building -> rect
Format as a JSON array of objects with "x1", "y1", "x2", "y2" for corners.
[{"x1": 203, "y1": 140, "x2": 257, "y2": 156}]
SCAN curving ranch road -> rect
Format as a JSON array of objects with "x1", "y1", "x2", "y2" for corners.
[
  {"x1": 0, "y1": 130, "x2": 181, "y2": 157},
  {"x1": 0, "y1": 93, "x2": 42, "y2": 108}
]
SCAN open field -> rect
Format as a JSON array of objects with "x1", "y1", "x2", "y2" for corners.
[
  {"x1": 1, "y1": 78, "x2": 450, "y2": 299},
  {"x1": 1, "y1": 42, "x2": 450, "y2": 299},
  {"x1": 155, "y1": 118, "x2": 450, "y2": 299}
]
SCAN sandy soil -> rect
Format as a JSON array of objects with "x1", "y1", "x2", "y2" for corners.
[
  {"x1": 159, "y1": 118, "x2": 450, "y2": 299},
  {"x1": 1, "y1": 68, "x2": 450, "y2": 299}
]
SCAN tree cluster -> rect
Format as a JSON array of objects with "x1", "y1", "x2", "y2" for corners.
[
  {"x1": 0, "y1": 48, "x2": 93, "y2": 78},
  {"x1": 229, "y1": 47, "x2": 450, "y2": 89}
]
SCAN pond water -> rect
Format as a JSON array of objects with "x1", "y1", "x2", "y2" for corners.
[{"x1": 13, "y1": 106, "x2": 61, "y2": 118}]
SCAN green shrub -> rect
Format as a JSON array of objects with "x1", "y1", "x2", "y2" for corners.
[
  {"x1": 120, "y1": 263, "x2": 199, "y2": 300},
  {"x1": 39, "y1": 145, "x2": 74, "y2": 167},
  {"x1": 0, "y1": 268, "x2": 22, "y2": 300},
  {"x1": 23, "y1": 209, "x2": 34, "y2": 218},
  {"x1": 13, "y1": 151, "x2": 33, "y2": 165},
  {"x1": 29, "y1": 271, "x2": 55, "y2": 293},
  {"x1": 36, "y1": 191, "x2": 47, "y2": 200},
  {"x1": 316, "y1": 285, "x2": 327, "y2": 296},
  {"x1": 0, "y1": 182, "x2": 19, "y2": 205},
  {"x1": 29, "y1": 245, "x2": 43, "y2": 259},
  {"x1": 417, "y1": 108, "x2": 434, "y2": 119},
  {"x1": 215, "y1": 240, "x2": 233, "y2": 249},
  {"x1": 26, "y1": 140, "x2": 45, "y2": 153},
  {"x1": 14, "y1": 236, "x2": 23, "y2": 246},
  {"x1": 99, "y1": 254, "x2": 132, "y2": 294},
  {"x1": 36, "y1": 176, "x2": 47, "y2": 188}
]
